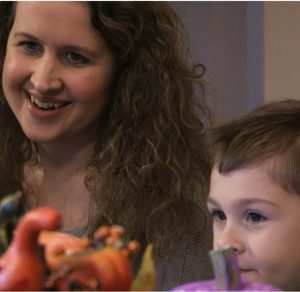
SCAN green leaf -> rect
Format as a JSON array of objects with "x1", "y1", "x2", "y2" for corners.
[{"x1": 131, "y1": 244, "x2": 156, "y2": 291}]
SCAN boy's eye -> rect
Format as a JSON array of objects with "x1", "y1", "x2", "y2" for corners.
[
  {"x1": 246, "y1": 212, "x2": 267, "y2": 223},
  {"x1": 64, "y1": 52, "x2": 89, "y2": 65},
  {"x1": 212, "y1": 209, "x2": 227, "y2": 222}
]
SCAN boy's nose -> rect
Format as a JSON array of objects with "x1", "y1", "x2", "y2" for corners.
[
  {"x1": 30, "y1": 56, "x2": 63, "y2": 94},
  {"x1": 227, "y1": 242, "x2": 245, "y2": 255},
  {"x1": 215, "y1": 225, "x2": 246, "y2": 255}
]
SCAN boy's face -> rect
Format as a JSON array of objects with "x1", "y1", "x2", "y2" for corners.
[{"x1": 208, "y1": 164, "x2": 300, "y2": 290}]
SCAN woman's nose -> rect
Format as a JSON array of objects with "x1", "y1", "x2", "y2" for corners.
[
  {"x1": 215, "y1": 224, "x2": 246, "y2": 255},
  {"x1": 30, "y1": 55, "x2": 63, "y2": 94}
]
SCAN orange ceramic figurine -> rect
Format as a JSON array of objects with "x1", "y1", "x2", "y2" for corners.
[
  {"x1": 41, "y1": 225, "x2": 140, "y2": 291},
  {"x1": 0, "y1": 205, "x2": 142, "y2": 291},
  {"x1": 39, "y1": 231, "x2": 92, "y2": 271},
  {"x1": 0, "y1": 207, "x2": 61, "y2": 290}
]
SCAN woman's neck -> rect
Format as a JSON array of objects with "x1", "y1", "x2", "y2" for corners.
[
  {"x1": 24, "y1": 139, "x2": 97, "y2": 231},
  {"x1": 37, "y1": 137, "x2": 96, "y2": 177}
]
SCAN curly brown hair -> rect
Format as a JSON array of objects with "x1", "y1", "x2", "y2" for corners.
[{"x1": 0, "y1": 2, "x2": 211, "y2": 256}]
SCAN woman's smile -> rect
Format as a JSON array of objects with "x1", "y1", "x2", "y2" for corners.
[
  {"x1": 20, "y1": 89, "x2": 71, "y2": 122},
  {"x1": 3, "y1": 2, "x2": 116, "y2": 144},
  {"x1": 29, "y1": 95, "x2": 68, "y2": 110}
]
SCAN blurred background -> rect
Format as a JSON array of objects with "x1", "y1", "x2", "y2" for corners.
[{"x1": 171, "y1": 2, "x2": 300, "y2": 123}]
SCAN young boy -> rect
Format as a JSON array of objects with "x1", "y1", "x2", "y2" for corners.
[{"x1": 207, "y1": 99, "x2": 300, "y2": 291}]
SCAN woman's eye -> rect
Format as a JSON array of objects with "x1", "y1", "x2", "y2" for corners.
[
  {"x1": 64, "y1": 52, "x2": 89, "y2": 65},
  {"x1": 18, "y1": 41, "x2": 41, "y2": 53},
  {"x1": 212, "y1": 209, "x2": 227, "y2": 222},
  {"x1": 246, "y1": 212, "x2": 267, "y2": 223}
]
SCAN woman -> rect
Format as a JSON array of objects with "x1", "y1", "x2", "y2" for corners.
[{"x1": 0, "y1": 2, "x2": 212, "y2": 290}]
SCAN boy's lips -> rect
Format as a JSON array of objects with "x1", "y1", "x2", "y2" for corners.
[
  {"x1": 239, "y1": 268, "x2": 259, "y2": 280},
  {"x1": 240, "y1": 268, "x2": 253, "y2": 272}
]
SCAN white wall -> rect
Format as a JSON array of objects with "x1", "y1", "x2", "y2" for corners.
[
  {"x1": 264, "y1": 2, "x2": 300, "y2": 102},
  {"x1": 172, "y1": 2, "x2": 300, "y2": 122},
  {"x1": 171, "y1": 2, "x2": 264, "y2": 123}
]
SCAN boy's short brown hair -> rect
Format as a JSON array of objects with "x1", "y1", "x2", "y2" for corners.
[{"x1": 209, "y1": 99, "x2": 300, "y2": 194}]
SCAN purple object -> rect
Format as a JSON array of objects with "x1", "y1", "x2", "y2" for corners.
[
  {"x1": 209, "y1": 248, "x2": 240, "y2": 290},
  {"x1": 173, "y1": 279, "x2": 279, "y2": 291}
]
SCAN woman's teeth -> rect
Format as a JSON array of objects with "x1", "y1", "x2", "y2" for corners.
[{"x1": 30, "y1": 95, "x2": 64, "y2": 110}]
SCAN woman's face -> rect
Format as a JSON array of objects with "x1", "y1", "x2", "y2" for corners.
[{"x1": 2, "y1": 2, "x2": 116, "y2": 145}]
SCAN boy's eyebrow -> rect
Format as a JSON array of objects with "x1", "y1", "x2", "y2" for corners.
[
  {"x1": 207, "y1": 197, "x2": 219, "y2": 206},
  {"x1": 236, "y1": 197, "x2": 279, "y2": 208},
  {"x1": 207, "y1": 196, "x2": 279, "y2": 208}
]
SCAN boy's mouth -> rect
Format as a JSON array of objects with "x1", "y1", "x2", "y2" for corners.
[
  {"x1": 239, "y1": 268, "x2": 258, "y2": 280},
  {"x1": 240, "y1": 268, "x2": 253, "y2": 272}
]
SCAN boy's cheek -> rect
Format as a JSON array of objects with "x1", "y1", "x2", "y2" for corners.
[{"x1": 212, "y1": 227, "x2": 222, "y2": 249}]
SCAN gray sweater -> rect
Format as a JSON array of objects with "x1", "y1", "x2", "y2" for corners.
[
  {"x1": 67, "y1": 206, "x2": 213, "y2": 291},
  {"x1": 154, "y1": 209, "x2": 213, "y2": 290}
]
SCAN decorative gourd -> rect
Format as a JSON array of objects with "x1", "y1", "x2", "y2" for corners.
[
  {"x1": 0, "y1": 207, "x2": 61, "y2": 290},
  {"x1": 38, "y1": 231, "x2": 91, "y2": 270},
  {"x1": 40, "y1": 225, "x2": 140, "y2": 291},
  {"x1": 0, "y1": 203, "x2": 142, "y2": 291},
  {"x1": 173, "y1": 248, "x2": 279, "y2": 291},
  {"x1": 50, "y1": 246, "x2": 134, "y2": 290}
]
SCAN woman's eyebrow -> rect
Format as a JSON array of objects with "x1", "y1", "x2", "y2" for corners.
[
  {"x1": 12, "y1": 31, "x2": 98, "y2": 57},
  {"x1": 13, "y1": 31, "x2": 38, "y2": 41}
]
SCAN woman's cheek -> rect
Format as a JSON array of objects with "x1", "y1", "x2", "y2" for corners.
[
  {"x1": 3, "y1": 52, "x2": 26, "y2": 94},
  {"x1": 68, "y1": 72, "x2": 113, "y2": 104}
]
